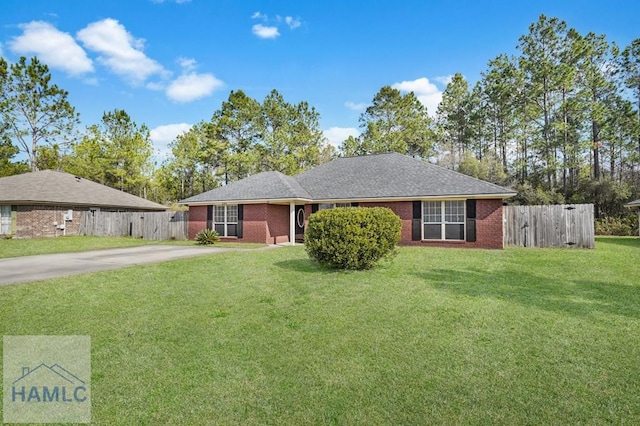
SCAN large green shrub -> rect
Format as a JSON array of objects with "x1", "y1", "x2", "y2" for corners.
[
  {"x1": 304, "y1": 207, "x2": 402, "y2": 270},
  {"x1": 595, "y1": 214, "x2": 638, "y2": 236}
]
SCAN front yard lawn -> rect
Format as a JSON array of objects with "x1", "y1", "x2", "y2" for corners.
[
  {"x1": 0, "y1": 235, "x2": 265, "y2": 258},
  {"x1": 1, "y1": 237, "x2": 638, "y2": 424}
]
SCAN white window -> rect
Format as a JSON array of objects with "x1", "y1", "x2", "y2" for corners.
[
  {"x1": 318, "y1": 203, "x2": 353, "y2": 210},
  {"x1": 423, "y1": 200, "x2": 465, "y2": 240},
  {"x1": 214, "y1": 205, "x2": 238, "y2": 237},
  {"x1": 0, "y1": 205, "x2": 11, "y2": 235}
]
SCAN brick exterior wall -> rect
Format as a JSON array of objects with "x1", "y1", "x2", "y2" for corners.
[
  {"x1": 361, "y1": 199, "x2": 504, "y2": 249},
  {"x1": 187, "y1": 203, "x2": 291, "y2": 244},
  {"x1": 187, "y1": 199, "x2": 505, "y2": 248},
  {"x1": 187, "y1": 205, "x2": 208, "y2": 240},
  {"x1": 266, "y1": 204, "x2": 290, "y2": 244},
  {"x1": 13, "y1": 205, "x2": 87, "y2": 238}
]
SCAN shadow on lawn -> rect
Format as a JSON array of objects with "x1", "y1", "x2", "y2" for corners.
[{"x1": 414, "y1": 268, "x2": 640, "y2": 320}]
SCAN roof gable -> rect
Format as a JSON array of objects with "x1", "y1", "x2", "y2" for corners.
[
  {"x1": 180, "y1": 171, "x2": 312, "y2": 203},
  {"x1": 0, "y1": 170, "x2": 166, "y2": 210}
]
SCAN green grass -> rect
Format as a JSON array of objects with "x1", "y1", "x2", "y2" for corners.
[
  {"x1": 0, "y1": 235, "x2": 265, "y2": 258},
  {"x1": 1, "y1": 237, "x2": 639, "y2": 424}
]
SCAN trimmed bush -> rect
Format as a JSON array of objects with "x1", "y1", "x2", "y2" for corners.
[
  {"x1": 304, "y1": 207, "x2": 401, "y2": 270},
  {"x1": 196, "y1": 228, "x2": 220, "y2": 245}
]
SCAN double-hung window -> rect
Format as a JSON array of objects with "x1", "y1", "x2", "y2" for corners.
[
  {"x1": 214, "y1": 205, "x2": 238, "y2": 237},
  {"x1": 423, "y1": 200, "x2": 465, "y2": 240},
  {"x1": 318, "y1": 203, "x2": 353, "y2": 210},
  {"x1": 0, "y1": 205, "x2": 11, "y2": 235}
]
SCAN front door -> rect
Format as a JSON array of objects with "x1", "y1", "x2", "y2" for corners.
[{"x1": 295, "y1": 205, "x2": 305, "y2": 243}]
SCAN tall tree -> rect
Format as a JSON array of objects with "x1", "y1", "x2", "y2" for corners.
[
  {"x1": 341, "y1": 86, "x2": 434, "y2": 158},
  {"x1": 436, "y1": 73, "x2": 474, "y2": 168},
  {"x1": 0, "y1": 56, "x2": 79, "y2": 171},
  {"x1": 66, "y1": 109, "x2": 154, "y2": 197},
  {"x1": 517, "y1": 15, "x2": 569, "y2": 189},
  {"x1": 259, "y1": 89, "x2": 326, "y2": 175},
  {"x1": 160, "y1": 122, "x2": 218, "y2": 201},
  {"x1": 617, "y1": 38, "x2": 640, "y2": 175},
  {"x1": 0, "y1": 138, "x2": 29, "y2": 177},
  {"x1": 208, "y1": 90, "x2": 262, "y2": 183}
]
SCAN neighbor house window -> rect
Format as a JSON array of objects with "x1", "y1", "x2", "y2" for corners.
[
  {"x1": 318, "y1": 203, "x2": 353, "y2": 210},
  {"x1": 0, "y1": 205, "x2": 11, "y2": 235},
  {"x1": 214, "y1": 205, "x2": 238, "y2": 237},
  {"x1": 423, "y1": 200, "x2": 465, "y2": 240}
]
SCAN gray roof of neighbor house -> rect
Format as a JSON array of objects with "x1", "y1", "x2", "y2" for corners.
[
  {"x1": 625, "y1": 199, "x2": 640, "y2": 209},
  {"x1": 0, "y1": 170, "x2": 167, "y2": 210},
  {"x1": 180, "y1": 153, "x2": 517, "y2": 204}
]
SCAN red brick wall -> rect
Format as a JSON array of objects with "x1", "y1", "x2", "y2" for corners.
[
  {"x1": 14, "y1": 205, "x2": 87, "y2": 238},
  {"x1": 242, "y1": 204, "x2": 268, "y2": 244},
  {"x1": 358, "y1": 199, "x2": 505, "y2": 249},
  {"x1": 188, "y1": 199, "x2": 505, "y2": 248},
  {"x1": 187, "y1": 204, "x2": 285, "y2": 244},
  {"x1": 187, "y1": 205, "x2": 207, "y2": 240},
  {"x1": 266, "y1": 204, "x2": 290, "y2": 244}
]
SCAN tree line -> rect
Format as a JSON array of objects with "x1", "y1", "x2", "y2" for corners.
[{"x1": 1, "y1": 15, "x2": 638, "y2": 227}]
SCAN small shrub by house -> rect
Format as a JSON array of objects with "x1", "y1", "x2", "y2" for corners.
[
  {"x1": 305, "y1": 207, "x2": 401, "y2": 270},
  {"x1": 196, "y1": 228, "x2": 220, "y2": 245}
]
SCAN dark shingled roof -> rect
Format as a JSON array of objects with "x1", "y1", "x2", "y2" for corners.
[
  {"x1": 296, "y1": 153, "x2": 515, "y2": 200},
  {"x1": 180, "y1": 153, "x2": 516, "y2": 204},
  {"x1": 0, "y1": 170, "x2": 167, "y2": 210},
  {"x1": 180, "y1": 171, "x2": 312, "y2": 203}
]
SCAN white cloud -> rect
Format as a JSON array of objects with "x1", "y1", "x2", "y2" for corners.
[
  {"x1": 251, "y1": 11, "x2": 265, "y2": 20},
  {"x1": 77, "y1": 18, "x2": 165, "y2": 84},
  {"x1": 166, "y1": 72, "x2": 223, "y2": 102},
  {"x1": 323, "y1": 127, "x2": 359, "y2": 147},
  {"x1": 434, "y1": 75, "x2": 454, "y2": 86},
  {"x1": 285, "y1": 16, "x2": 301, "y2": 29},
  {"x1": 177, "y1": 57, "x2": 197, "y2": 71},
  {"x1": 252, "y1": 24, "x2": 279, "y2": 39},
  {"x1": 8, "y1": 21, "x2": 93, "y2": 76},
  {"x1": 150, "y1": 123, "x2": 192, "y2": 158},
  {"x1": 392, "y1": 77, "x2": 443, "y2": 116},
  {"x1": 345, "y1": 101, "x2": 367, "y2": 111}
]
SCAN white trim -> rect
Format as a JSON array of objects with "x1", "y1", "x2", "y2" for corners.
[
  {"x1": 289, "y1": 203, "x2": 295, "y2": 246},
  {"x1": 182, "y1": 193, "x2": 515, "y2": 207},
  {"x1": 422, "y1": 200, "x2": 466, "y2": 241}
]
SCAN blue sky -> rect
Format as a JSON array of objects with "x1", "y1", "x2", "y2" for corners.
[{"x1": 1, "y1": 0, "x2": 638, "y2": 159}]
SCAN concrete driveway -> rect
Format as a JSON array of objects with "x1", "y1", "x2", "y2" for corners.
[{"x1": 0, "y1": 245, "x2": 241, "y2": 286}]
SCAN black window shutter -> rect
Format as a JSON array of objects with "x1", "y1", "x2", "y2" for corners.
[
  {"x1": 466, "y1": 199, "x2": 476, "y2": 242},
  {"x1": 206, "y1": 205, "x2": 213, "y2": 230},
  {"x1": 351, "y1": 202, "x2": 359, "y2": 207},
  {"x1": 237, "y1": 205, "x2": 243, "y2": 238},
  {"x1": 412, "y1": 201, "x2": 422, "y2": 241},
  {"x1": 311, "y1": 204, "x2": 319, "y2": 213}
]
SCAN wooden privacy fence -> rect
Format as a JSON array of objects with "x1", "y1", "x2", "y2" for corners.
[
  {"x1": 79, "y1": 211, "x2": 188, "y2": 240},
  {"x1": 503, "y1": 204, "x2": 595, "y2": 248}
]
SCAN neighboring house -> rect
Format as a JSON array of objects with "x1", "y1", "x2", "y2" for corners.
[
  {"x1": 624, "y1": 198, "x2": 640, "y2": 237},
  {"x1": 0, "y1": 170, "x2": 166, "y2": 238},
  {"x1": 181, "y1": 153, "x2": 517, "y2": 248}
]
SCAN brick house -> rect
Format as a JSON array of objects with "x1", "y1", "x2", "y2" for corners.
[
  {"x1": 180, "y1": 153, "x2": 517, "y2": 248},
  {"x1": 0, "y1": 170, "x2": 167, "y2": 238}
]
